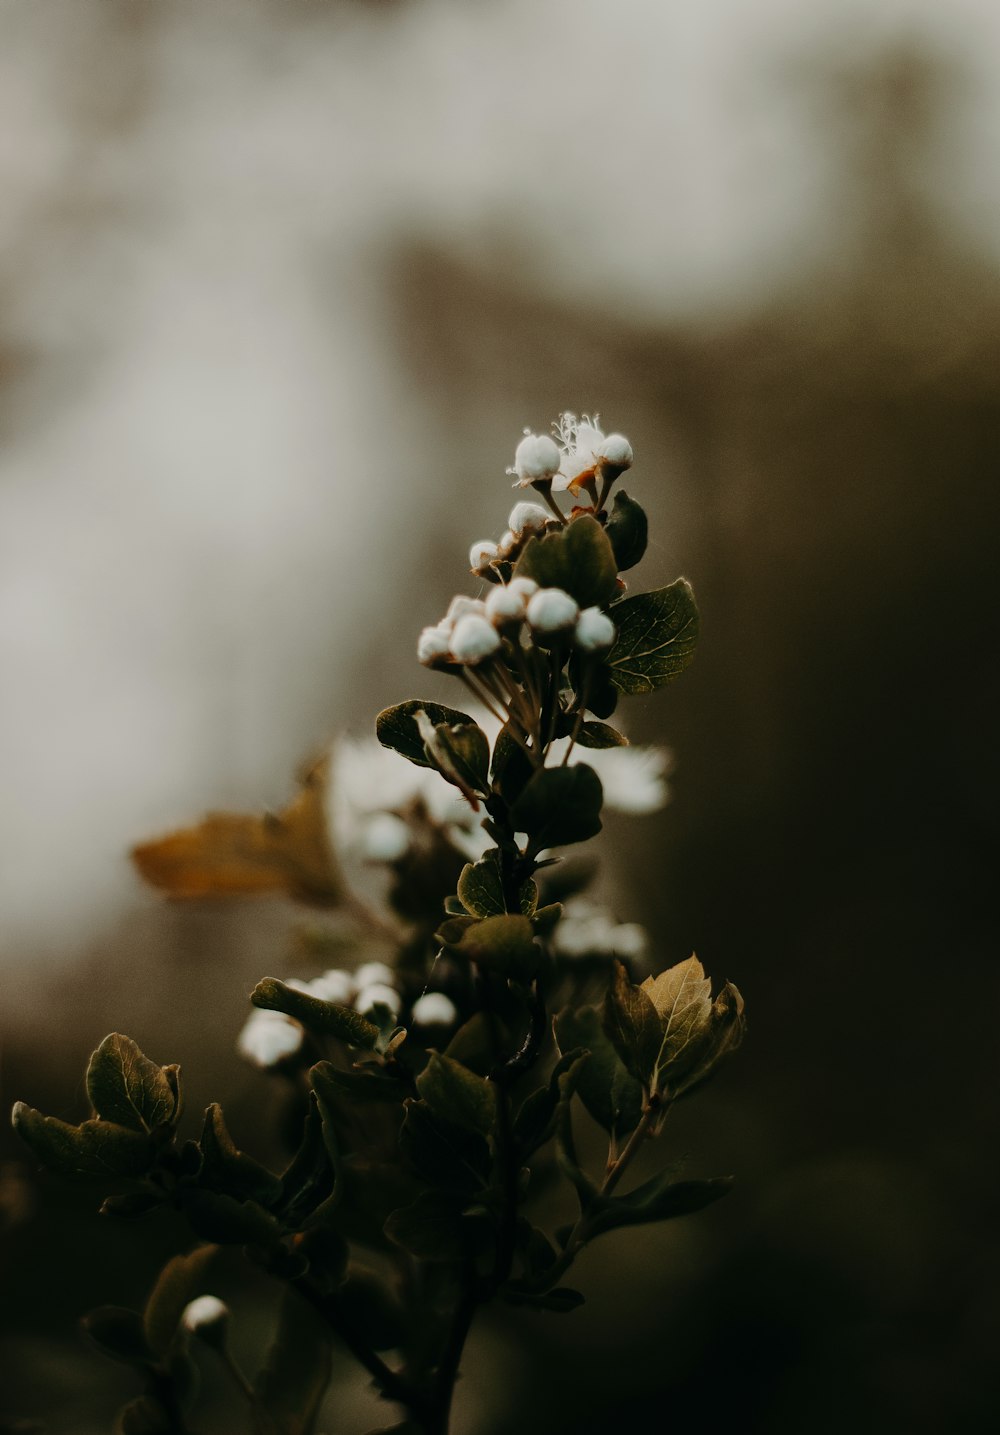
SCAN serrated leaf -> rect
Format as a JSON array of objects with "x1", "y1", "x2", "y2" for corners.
[
  {"x1": 375, "y1": 700, "x2": 477, "y2": 769},
  {"x1": 515, "y1": 514, "x2": 619, "y2": 608},
  {"x1": 510, "y1": 764, "x2": 603, "y2": 852},
  {"x1": 86, "y1": 1034, "x2": 177, "y2": 1134},
  {"x1": 254, "y1": 1289, "x2": 332, "y2": 1435},
  {"x1": 607, "y1": 579, "x2": 699, "y2": 695},
  {"x1": 584, "y1": 1174, "x2": 734, "y2": 1240},
  {"x1": 575, "y1": 721, "x2": 628, "y2": 750},
  {"x1": 604, "y1": 491, "x2": 648, "y2": 571},
  {"x1": 199, "y1": 1104, "x2": 282, "y2": 1206},
  {"x1": 554, "y1": 1005, "x2": 643, "y2": 1136},
  {"x1": 131, "y1": 755, "x2": 344, "y2": 905},
  {"x1": 602, "y1": 961, "x2": 663, "y2": 1086},
  {"x1": 251, "y1": 978, "x2": 379, "y2": 1050},
  {"x1": 667, "y1": 980, "x2": 746, "y2": 1099},
  {"x1": 399, "y1": 1100, "x2": 490, "y2": 1195},
  {"x1": 641, "y1": 955, "x2": 712, "y2": 1089},
  {"x1": 416, "y1": 1052, "x2": 497, "y2": 1137},
  {"x1": 12, "y1": 1103, "x2": 151, "y2": 1179},
  {"x1": 143, "y1": 1246, "x2": 218, "y2": 1358}
]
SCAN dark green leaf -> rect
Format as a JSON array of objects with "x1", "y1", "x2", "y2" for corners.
[
  {"x1": 449, "y1": 913, "x2": 540, "y2": 980},
  {"x1": 82, "y1": 1306, "x2": 152, "y2": 1368},
  {"x1": 554, "y1": 1005, "x2": 643, "y2": 1136},
  {"x1": 310, "y1": 1061, "x2": 409, "y2": 1107},
  {"x1": 12, "y1": 1103, "x2": 151, "y2": 1179},
  {"x1": 510, "y1": 764, "x2": 603, "y2": 851},
  {"x1": 531, "y1": 902, "x2": 563, "y2": 938},
  {"x1": 199, "y1": 1104, "x2": 282, "y2": 1207},
  {"x1": 424, "y1": 721, "x2": 490, "y2": 803},
  {"x1": 399, "y1": 1100, "x2": 490, "y2": 1195},
  {"x1": 457, "y1": 858, "x2": 536, "y2": 918},
  {"x1": 86, "y1": 1034, "x2": 176, "y2": 1134},
  {"x1": 444, "y1": 1012, "x2": 503, "y2": 1076},
  {"x1": 337, "y1": 1267, "x2": 406, "y2": 1352},
  {"x1": 515, "y1": 1220, "x2": 558, "y2": 1277},
  {"x1": 179, "y1": 1190, "x2": 281, "y2": 1248},
  {"x1": 515, "y1": 515, "x2": 619, "y2": 608},
  {"x1": 607, "y1": 579, "x2": 699, "y2": 695},
  {"x1": 384, "y1": 1190, "x2": 489, "y2": 1262},
  {"x1": 490, "y1": 721, "x2": 534, "y2": 803},
  {"x1": 604, "y1": 491, "x2": 648, "y2": 571},
  {"x1": 602, "y1": 961, "x2": 662, "y2": 1086},
  {"x1": 375, "y1": 700, "x2": 476, "y2": 769},
  {"x1": 416, "y1": 1052, "x2": 497, "y2": 1137},
  {"x1": 277, "y1": 1095, "x2": 332, "y2": 1222},
  {"x1": 585, "y1": 1174, "x2": 734, "y2": 1240},
  {"x1": 575, "y1": 721, "x2": 628, "y2": 750},
  {"x1": 143, "y1": 1245, "x2": 217, "y2": 1357},
  {"x1": 254, "y1": 1289, "x2": 332, "y2": 1435},
  {"x1": 251, "y1": 979, "x2": 379, "y2": 1050}
]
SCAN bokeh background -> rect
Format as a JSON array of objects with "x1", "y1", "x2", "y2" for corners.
[{"x1": 2, "y1": 0, "x2": 998, "y2": 1431}]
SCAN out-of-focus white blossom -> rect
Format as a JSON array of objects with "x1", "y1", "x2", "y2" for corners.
[
  {"x1": 469, "y1": 540, "x2": 499, "y2": 574},
  {"x1": 182, "y1": 1296, "x2": 230, "y2": 1338},
  {"x1": 509, "y1": 431, "x2": 561, "y2": 487},
  {"x1": 357, "y1": 982, "x2": 401, "y2": 1019},
  {"x1": 450, "y1": 613, "x2": 502, "y2": 663},
  {"x1": 485, "y1": 585, "x2": 528, "y2": 625},
  {"x1": 305, "y1": 968, "x2": 357, "y2": 1004},
  {"x1": 546, "y1": 736, "x2": 672, "y2": 814},
  {"x1": 355, "y1": 961, "x2": 394, "y2": 988},
  {"x1": 238, "y1": 1007, "x2": 303, "y2": 1067},
  {"x1": 444, "y1": 595, "x2": 488, "y2": 629},
  {"x1": 507, "y1": 576, "x2": 539, "y2": 601},
  {"x1": 411, "y1": 991, "x2": 459, "y2": 1027},
  {"x1": 553, "y1": 900, "x2": 649, "y2": 964},
  {"x1": 508, "y1": 501, "x2": 550, "y2": 536},
  {"x1": 359, "y1": 811, "x2": 411, "y2": 863},
  {"x1": 417, "y1": 624, "x2": 452, "y2": 666},
  {"x1": 527, "y1": 587, "x2": 579, "y2": 633},
  {"x1": 575, "y1": 607, "x2": 616, "y2": 651}
]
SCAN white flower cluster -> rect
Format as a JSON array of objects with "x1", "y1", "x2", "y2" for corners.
[
  {"x1": 552, "y1": 899, "x2": 649, "y2": 964},
  {"x1": 509, "y1": 412, "x2": 633, "y2": 494},
  {"x1": 237, "y1": 962, "x2": 459, "y2": 1067},
  {"x1": 418, "y1": 571, "x2": 616, "y2": 668}
]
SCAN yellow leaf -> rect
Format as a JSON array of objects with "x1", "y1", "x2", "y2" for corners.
[{"x1": 131, "y1": 757, "x2": 345, "y2": 906}]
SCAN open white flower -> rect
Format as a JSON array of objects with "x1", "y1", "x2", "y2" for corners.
[{"x1": 550, "y1": 412, "x2": 633, "y2": 494}]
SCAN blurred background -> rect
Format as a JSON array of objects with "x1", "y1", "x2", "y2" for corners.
[{"x1": 1, "y1": 0, "x2": 998, "y2": 1430}]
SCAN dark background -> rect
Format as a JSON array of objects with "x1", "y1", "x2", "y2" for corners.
[{"x1": 2, "y1": 4, "x2": 998, "y2": 1431}]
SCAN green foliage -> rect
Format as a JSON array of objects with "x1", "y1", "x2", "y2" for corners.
[
  {"x1": 456, "y1": 856, "x2": 536, "y2": 918},
  {"x1": 554, "y1": 1005, "x2": 643, "y2": 1136},
  {"x1": 607, "y1": 578, "x2": 700, "y2": 694},
  {"x1": 416, "y1": 1053, "x2": 497, "y2": 1137},
  {"x1": 509, "y1": 764, "x2": 604, "y2": 851},
  {"x1": 604, "y1": 491, "x2": 648, "y2": 571},
  {"x1": 12, "y1": 1103, "x2": 151, "y2": 1180},
  {"x1": 384, "y1": 1190, "x2": 490, "y2": 1263},
  {"x1": 199, "y1": 1104, "x2": 283, "y2": 1206},
  {"x1": 514, "y1": 514, "x2": 619, "y2": 608},
  {"x1": 251, "y1": 978, "x2": 380, "y2": 1049},
  {"x1": 143, "y1": 1246, "x2": 217, "y2": 1358},
  {"x1": 442, "y1": 913, "x2": 540, "y2": 980},
  {"x1": 374, "y1": 699, "x2": 477, "y2": 768},
  {"x1": 400, "y1": 1100, "x2": 491, "y2": 1196},
  {"x1": 422, "y1": 719, "x2": 491, "y2": 804},
  {"x1": 602, "y1": 960, "x2": 663, "y2": 1087},
  {"x1": 254, "y1": 1290, "x2": 332, "y2": 1435},
  {"x1": 584, "y1": 1173, "x2": 734, "y2": 1241},
  {"x1": 86, "y1": 1034, "x2": 178, "y2": 1134},
  {"x1": 574, "y1": 720, "x2": 628, "y2": 749}
]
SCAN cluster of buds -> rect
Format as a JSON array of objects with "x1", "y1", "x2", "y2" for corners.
[
  {"x1": 510, "y1": 412, "x2": 633, "y2": 504},
  {"x1": 418, "y1": 577, "x2": 616, "y2": 670}
]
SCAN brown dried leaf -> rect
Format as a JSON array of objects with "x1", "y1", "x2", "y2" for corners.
[{"x1": 131, "y1": 756, "x2": 345, "y2": 906}]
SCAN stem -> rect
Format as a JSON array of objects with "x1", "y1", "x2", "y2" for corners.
[
  {"x1": 292, "y1": 1276, "x2": 420, "y2": 1415},
  {"x1": 560, "y1": 673, "x2": 591, "y2": 766},
  {"x1": 218, "y1": 1347, "x2": 256, "y2": 1406}
]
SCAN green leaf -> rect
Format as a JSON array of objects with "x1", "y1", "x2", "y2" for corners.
[
  {"x1": 82, "y1": 1306, "x2": 153, "y2": 1368},
  {"x1": 375, "y1": 700, "x2": 477, "y2": 769},
  {"x1": 607, "y1": 579, "x2": 699, "y2": 695},
  {"x1": 444, "y1": 1012, "x2": 503, "y2": 1076},
  {"x1": 309, "y1": 1061, "x2": 409, "y2": 1107},
  {"x1": 448, "y1": 913, "x2": 540, "y2": 980},
  {"x1": 604, "y1": 491, "x2": 648, "y2": 571},
  {"x1": 531, "y1": 902, "x2": 563, "y2": 938},
  {"x1": 575, "y1": 721, "x2": 628, "y2": 750},
  {"x1": 251, "y1": 978, "x2": 379, "y2": 1050},
  {"x1": 602, "y1": 961, "x2": 663, "y2": 1087},
  {"x1": 399, "y1": 1100, "x2": 490, "y2": 1195},
  {"x1": 86, "y1": 1034, "x2": 177, "y2": 1134},
  {"x1": 199, "y1": 1104, "x2": 282, "y2": 1207},
  {"x1": 554, "y1": 1005, "x2": 643, "y2": 1137},
  {"x1": 12, "y1": 1103, "x2": 151, "y2": 1179},
  {"x1": 512, "y1": 1046, "x2": 590, "y2": 1158},
  {"x1": 384, "y1": 1190, "x2": 489, "y2": 1262},
  {"x1": 423, "y1": 720, "x2": 491, "y2": 803},
  {"x1": 179, "y1": 1190, "x2": 282, "y2": 1248},
  {"x1": 143, "y1": 1245, "x2": 217, "y2": 1358},
  {"x1": 515, "y1": 514, "x2": 619, "y2": 608},
  {"x1": 490, "y1": 721, "x2": 534, "y2": 803},
  {"x1": 510, "y1": 764, "x2": 603, "y2": 851},
  {"x1": 254, "y1": 1289, "x2": 332, "y2": 1435},
  {"x1": 416, "y1": 1052, "x2": 497, "y2": 1137},
  {"x1": 585, "y1": 1174, "x2": 734, "y2": 1240},
  {"x1": 457, "y1": 858, "x2": 536, "y2": 918}
]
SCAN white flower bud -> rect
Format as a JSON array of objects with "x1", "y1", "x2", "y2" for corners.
[
  {"x1": 450, "y1": 613, "x2": 502, "y2": 663},
  {"x1": 597, "y1": 433, "x2": 633, "y2": 470},
  {"x1": 355, "y1": 961, "x2": 395, "y2": 988},
  {"x1": 508, "y1": 501, "x2": 550, "y2": 536},
  {"x1": 359, "y1": 812, "x2": 411, "y2": 863},
  {"x1": 497, "y1": 529, "x2": 519, "y2": 559},
  {"x1": 444, "y1": 596, "x2": 487, "y2": 629},
  {"x1": 357, "y1": 982, "x2": 401, "y2": 1019},
  {"x1": 485, "y1": 585, "x2": 528, "y2": 625},
  {"x1": 411, "y1": 991, "x2": 459, "y2": 1027},
  {"x1": 527, "y1": 587, "x2": 579, "y2": 634},
  {"x1": 182, "y1": 1295, "x2": 230, "y2": 1342},
  {"x1": 507, "y1": 576, "x2": 539, "y2": 601},
  {"x1": 575, "y1": 606, "x2": 616, "y2": 652},
  {"x1": 511, "y1": 432, "x2": 560, "y2": 485},
  {"x1": 306, "y1": 968, "x2": 358, "y2": 1004},
  {"x1": 237, "y1": 1008, "x2": 302, "y2": 1067},
  {"x1": 469, "y1": 540, "x2": 499, "y2": 573},
  {"x1": 417, "y1": 624, "x2": 452, "y2": 666}
]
